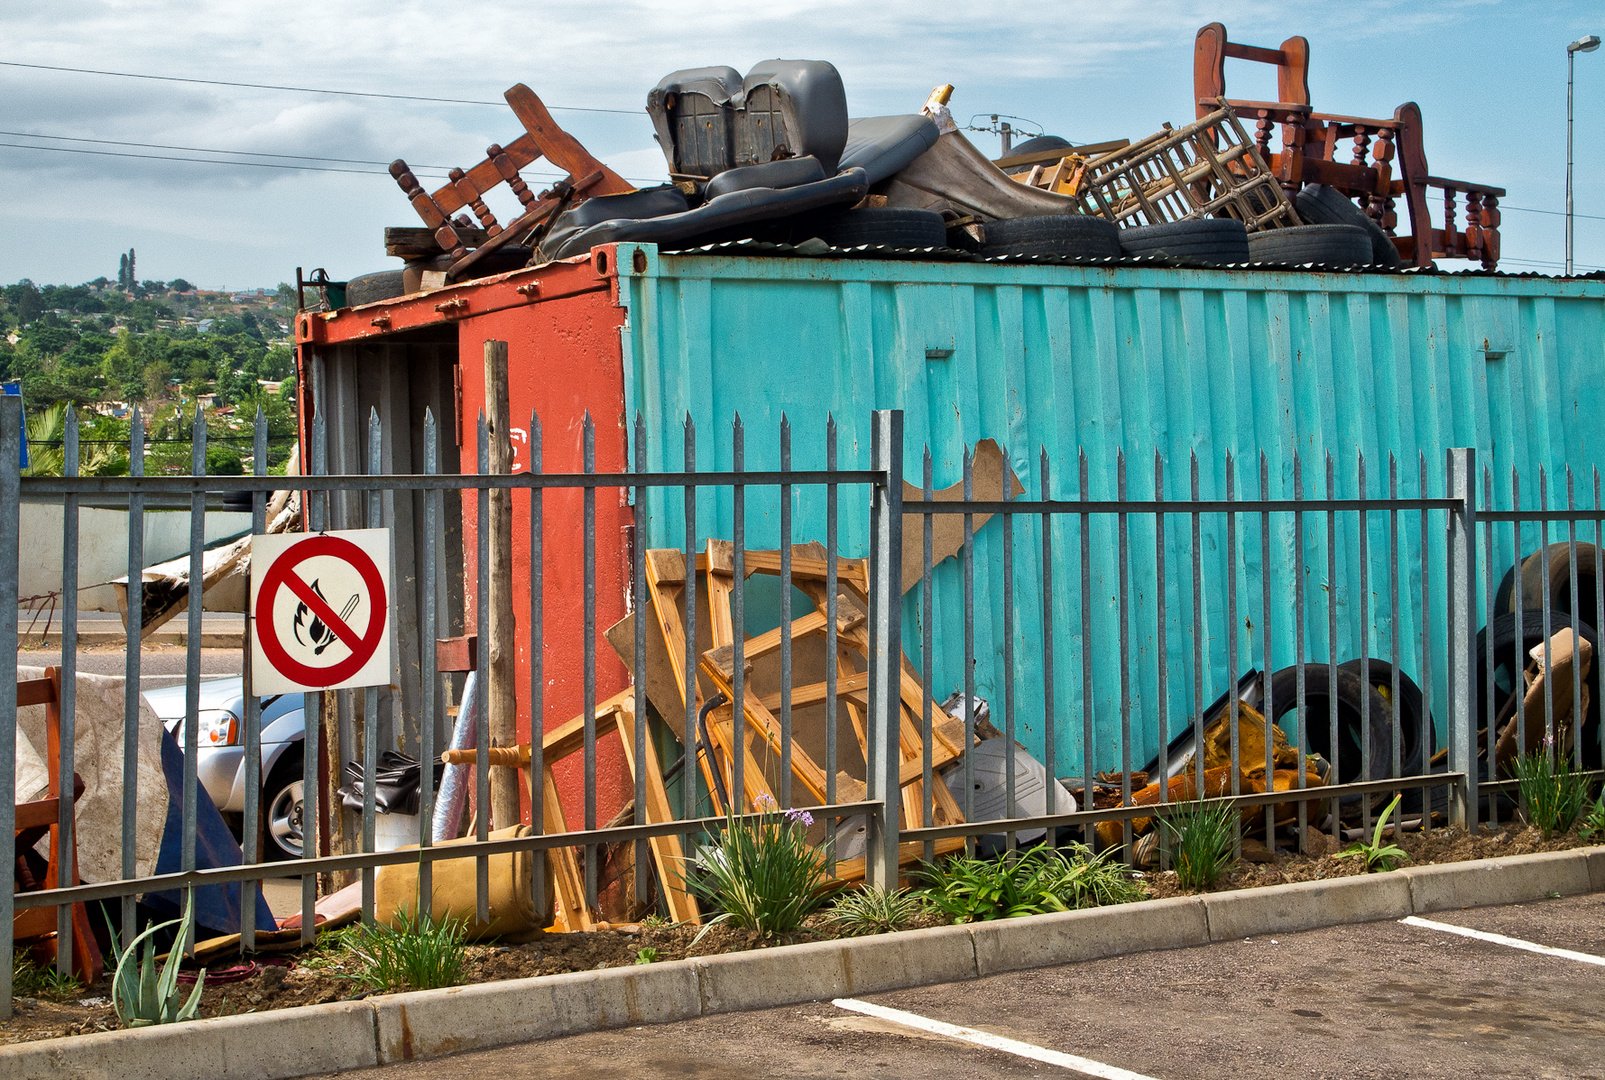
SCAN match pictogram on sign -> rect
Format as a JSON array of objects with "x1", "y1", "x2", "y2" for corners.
[{"x1": 250, "y1": 528, "x2": 393, "y2": 695}]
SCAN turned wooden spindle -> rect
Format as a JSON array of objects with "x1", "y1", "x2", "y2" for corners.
[
  {"x1": 488, "y1": 144, "x2": 537, "y2": 211},
  {"x1": 449, "y1": 167, "x2": 502, "y2": 236},
  {"x1": 390, "y1": 159, "x2": 467, "y2": 261},
  {"x1": 1443, "y1": 188, "x2": 1458, "y2": 250},
  {"x1": 1351, "y1": 126, "x2": 1371, "y2": 168},
  {"x1": 1479, "y1": 193, "x2": 1501, "y2": 269},
  {"x1": 1464, "y1": 191, "x2": 1484, "y2": 261}
]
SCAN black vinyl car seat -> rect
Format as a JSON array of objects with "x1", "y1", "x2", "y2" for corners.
[{"x1": 647, "y1": 60, "x2": 848, "y2": 178}]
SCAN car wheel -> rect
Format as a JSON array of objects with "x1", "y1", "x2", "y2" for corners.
[{"x1": 264, "y1": 755, "x2": 305, "y2": 860}]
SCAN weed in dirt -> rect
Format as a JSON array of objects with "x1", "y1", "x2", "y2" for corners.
[
  {"x1": 634, "y1": 947, "x2": 661, "y2": 965},
  {"x1": 348, "y1": 910, "x2": 468, "y2": 993},
  {"x1": 1580, "y1": 795, "x2": 1605, "y2": 841},
  {"x1": 11, "y1": 952, "x2": 83, "y2": 1002},
  {"x1": 1158, "y1": 797, "x2": 1238, "y2": 890},
  {"x1": 918, "y1": 845, "x2": 1141, "y2": 923},
  {"x1": 109, "y1": 892, "x2": 206, "y2": 1027},
  {"x1": 1514, "y1": 749, "x2": 1591, "y2": 837},
  {"x1": 1337, "y1": 795, "x2": 1411, "y2": 872},
  {"x1": 298, "y1": 924, "x2": 362, "y2": 972},
  {"x1": 818, "y1": 887, "x2": 929, "y2": 936},
  {"x1": 640, "y1": 914, "x2": 670, "y2": 929},
  {"x1": 687, "y1": 796, "x2": 835, "y2": 941}
]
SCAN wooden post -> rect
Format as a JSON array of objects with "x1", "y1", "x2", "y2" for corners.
[
  {"x1": 323, "y1": 688, "x2": 356, "y2": 891},
  {"x1": 484, "y1": 340, "x2": 520, "y2": 829}
]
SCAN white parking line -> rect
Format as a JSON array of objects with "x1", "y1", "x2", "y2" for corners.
[
  {"x1": 832, "y1": 998, "x2": 1164, "y2": 1080},
  {"x1": 1401, "y1": 915, "x2": 1605, "y2": 967}
]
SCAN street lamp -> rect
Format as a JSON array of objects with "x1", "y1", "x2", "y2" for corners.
[{"x1": 1567, "y1": 34, "x2": 1600, "y2": 276}]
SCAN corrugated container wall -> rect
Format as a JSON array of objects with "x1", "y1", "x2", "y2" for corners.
[{"x1": 614, "y1": 243, "x2": 1605, "y2": 774}]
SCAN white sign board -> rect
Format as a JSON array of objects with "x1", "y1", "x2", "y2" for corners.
[{"x1": 250, "y1": 528, "x2": 393, "y2": 695}]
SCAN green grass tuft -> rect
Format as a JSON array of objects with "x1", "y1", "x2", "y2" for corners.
[
  {"x1": 818, "y1": 887, "x2": 929, "y2": 936},
  {"x1": 1336, "y1": 794, "x2": 1411, "y2": 872},
  {"x1": 1158, "y1": 797, "x2": 1239, "y2": 890},
  {"x1": 12, "y1": 951, "x2": 84, "y2": 1002},
  {"x1": 1513, "y1": 749, "x2": 1591, "y2": 837},
  {"x1": 348, "y1": 910, "x2": 469, "y2": 993},
  {"x1": 916, "y1": 845, "x2": 1142, "y2": 924},
  {"x1": 686, "y1": 798, "x2": 836, "y2": 941}
]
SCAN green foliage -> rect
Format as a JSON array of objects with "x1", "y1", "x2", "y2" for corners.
[
  {"x1": 348, "y1": 910, "x2": 469, "y2": 993},
  {"x1": 109, "y1": 892, "x2": 207, "y2": 1027},
  {"x1": 12, "y1": 950, "x2": 85, "y2": 1001},
  {"x1": 819, "y1": 886, "x2": 930, "y2": 936},
  {"x1": 687, "y1": 797, "x2": 834, "y2": 941},
  {"x1": 917, "y1": 845, "x2": 1142, "y2": 924},
  {"x1": 1513, "y1": 750, "x2": 1591, "y2": 837},
  {"x1": 1158, "y1": 797, "x2": 1239, "y2": 890},
  {"x1": 24, "y1": 403, "x2": 129, "y2": 476},
  {"x1": 634, "y1": 947, "x2": 661, "y2": 965},
  {"x1": 1579, "y1": 795, "x2": 1605, "y2": 841},
  {"x1": 1337, "y1": 794, "x2": 1412, "y2": 872}
]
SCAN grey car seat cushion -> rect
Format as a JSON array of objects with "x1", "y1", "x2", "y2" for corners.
[
  {"x1": 647, "y1": 59, "x2": 848, "y2": 176},
  {"x1": 704, "y1": 156, "x2": 827, "y2": 199},
  {"x1": 839, "y1": 115, "x2": 941, "y2": 185},
  {"x1": 539, "y1": 185, "x2": 691, "y2": 258},
  {"x1": 544, "y1": 168, "x2": 869, "y2": 260}
]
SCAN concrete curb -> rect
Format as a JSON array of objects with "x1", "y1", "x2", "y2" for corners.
[{"x1": 5, "y1": 845, "x2": 1600, "y2": 1079}]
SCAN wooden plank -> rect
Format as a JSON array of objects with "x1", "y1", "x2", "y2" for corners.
[
  {"x1": 385, "y1": 226, "x2": 490, "y2": 258},
  {"x1": 541, "y1": 766, "x2": 593, "y2": 932},
  {"x1": 699, "y1": 656, "x2": 832, "y2": 804},
  {"x1": 543, "y1": 689, "x2": 631, "y2": 762},
  {"x1": 831, "y1": 836, "x2": 966, "y2": 883},
  {"x1": 429, "y1": 133, "x2": 543, "y2": 217},
  {"x1": 484, "y1": 340, "x2": 519, "y2": 831},
  {"x1": 612, "y1": 700, "x2": 700, "y2": 925},
  {"x1": 504, "y1": 84, "x2": 633, "y2": 196},
  {"x1": 993, "y1": 139, "x2": 1129, "y2": 169},
  {"x1": 759, "y1": 669, "x2": 869, "y2": 712}
]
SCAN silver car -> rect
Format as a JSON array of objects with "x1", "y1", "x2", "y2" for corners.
[{"x1": 142, "y1": 678, "x2": 306, "y2": 859}]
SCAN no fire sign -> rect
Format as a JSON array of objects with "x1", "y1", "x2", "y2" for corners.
[{"x1": 250, "y1": 528, "x2": 393, "y2": 695}]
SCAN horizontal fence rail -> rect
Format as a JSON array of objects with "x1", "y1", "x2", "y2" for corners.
[{"x1": 3, "y1": 386, "x2": 1602, "y2": 1019}]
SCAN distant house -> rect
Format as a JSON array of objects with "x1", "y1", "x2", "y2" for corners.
[
  {"x1": 256, "y1": 379, "x2": 285, "y2": 395},
  {"x1": 196, "y1": 319, "x2": 214, "y2": 334}
]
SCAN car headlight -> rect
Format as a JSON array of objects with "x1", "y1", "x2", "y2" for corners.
[{"x1": 196, "y1": 709, "x2": 240, "y2": 747}]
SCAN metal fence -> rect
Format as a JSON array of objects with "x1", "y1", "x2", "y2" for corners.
[{"x1": 3, "y1": 396, "x2": 1601, "y2": 1017}]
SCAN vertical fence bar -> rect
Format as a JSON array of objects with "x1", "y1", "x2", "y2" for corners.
[
  {"x1": 921, "y1": 446, "x2": 935, "y2": 861},
  {"x1": 0, "y1": 394, "x2": 21, "y2": 1017},
  {"x1": 1483, "y1": 466, "x2": 1497, "y2": 827},
  {"x1": 1356, "y1": 450, "x2": 1371, "y2": 834},
  {"x1": 1597, "y1": 468, "x2": 1604, "y2": 771},
  {"x1": 1225, "y1": 452, "x2": 1240, "y2": 857},
  {"x1": 633, "y1": 413, "x2": 649, "y2": 903},
  {"x1": 681, "y1": 416, "x2": 697, "y2": 829},
  {"x1": 1152, "y1": 452, "x2": 1166, "y2": 847},
  {"x1": 1388, "y1": 456, "x2": 1402, "y2": 804},
  {"x1": 420, "y1": 409, "x2": 440, "y2": 916},
  {"x1": 1512, "y1": 469, "x2": 1524, "y2": 766},
  {"x1": 56, "y1": 408, "x2": 78, "y2": 975},
  {"x1": 1081, "y1": 449, "x2": 1095, "y2": 848},
  {"x1": 525, "y1": 411, "x2": 541, "y2": 916},
  {"x1": 825, "y1": 416, "x2": 838, "y2": 870},
  {"x1": 1004, "y1": 446, "x2": 1018, "y2": 849},
  {"x1": 582, "y1": 414, "x2": 597, "y2": 906},
  {"x1": 1567, "y1": 468, "x2": 1582, "y2": 766},
  {"x1": 1447, "y1": 448, "x2": 1478, "y2": 828},
  {"x1": 302, "y1": 408, "x2": 326, "y2": 944},
  {"x1": 731, "y1": 415, "x2": 745, "y2": 810},
  {"x1": 1116, "y1": 451, "x2": 1131, "y2": 855},
  {"x1": 475, "y1": 412, "x2": 491, "y2": 924},
  {"x1": 1420, "y1": 453, "x2": 1433, "y2": 828},
  {"x1": 1042, "y1": 449, "x2": 1057, "y2": 847},
  {"x1": 1259, "y1": 451, "x2": 1273, "y2": 852},
  {"x1": 964, "y1": 447, "x2": 977, "y2": 844},
  {"x1": 779, "y1": 416, "x2": 793, "y2": 809},
  {"x1": 1293, "y1": 452, "x2": 1308, "y2": 848},
  {"x1": 866, "y1": 410, "x2": 903, "y2": 887},
  {"x1": 182, "y1": 408, "x2": 207, "y2": 952},
  {"x1": 122, "y1": 408, "x2": 144, "y2": 946},
  {"x1": 361, "y1": 409, "x2": 381, "y2": 924},
  {"x1": 1326, "y1": 453, "x2": 1339, "y2": 844},
  {"x1": 1190, "y1": 452, "x2": 1203, "y2": 804},
  {"x1": 241, "y1": 407, "x2": 267, "y2": 955},
  {"x1": 1540, "y1": 468, "x2": 1554, "y2": 760}
]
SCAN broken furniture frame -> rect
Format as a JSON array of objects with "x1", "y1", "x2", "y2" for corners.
[
  {"x1": 1193, "y1": 21, "x2": 1505, "y2": 268},
  {"x1": 389, "y1": 83, "x2": 634, "y2": 281}
]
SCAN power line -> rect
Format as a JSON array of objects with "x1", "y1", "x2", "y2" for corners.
[
  {"x1": 0, "y1": 59, "x2": 642, "y2": 116},
  {"x1": 0, "y1": 140, "x2": 402, "y2": 175},
  {"x1": 1503, "y1": 204, "x2": 1605, "y2": 223},
  {"x1": 0, "y1": 128, "x2": 454, "y2": 170}
]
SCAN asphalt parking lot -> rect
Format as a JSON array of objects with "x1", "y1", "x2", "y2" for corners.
[{"x1": 321, "y1": 893, "x2": 1605, "y2": 1080}]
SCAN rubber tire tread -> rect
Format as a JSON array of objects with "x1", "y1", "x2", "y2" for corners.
[
  {"x1": 803, "y1": 206, "x2": 947, "y2": 249},
  {"x1": 1117, "y1": 219, "x2": 1250, "y2": 263},
  {"x1": 1336, "y1": 659, "x2": 1433, "y2": 811},
  {"x1": 344, "y1": 270, "x2": 406, "y2": 307},
  {"x1": 980, "y1": 214, "x2": 1121, "y2": 258},
  {"x1": 1492, "y1": 542, "x2": 1600, "y2": 634},
  {"x1": 1294, "y1": 184, "x2": 1404, "y2": 267},
  {"x1": 1473, "y1": 611, "x2": 1602, "y2": 770},
  {"x1": 1264, "y1": 665, "x2": 1396, "y2": 791},
  {"x1": 1247, "y1": 223, "x2": 1371, "y2": 266}
]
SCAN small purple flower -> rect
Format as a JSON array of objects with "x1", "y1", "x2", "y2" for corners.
[
  {"x1": 753, "y1": 793, "x2": 778, "y2": 811},
  {"x1": 784, "y1": 808, "x2": 815, "y2": 827}
]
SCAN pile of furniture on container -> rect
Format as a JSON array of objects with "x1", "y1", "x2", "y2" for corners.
[{"x1": 341, "y1": 20, "x2": 1506, "y2": 309}]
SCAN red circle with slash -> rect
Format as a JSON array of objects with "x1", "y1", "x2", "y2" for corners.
[{"x1": 256, "y1": 534, "x2": 388, "y2": 688}]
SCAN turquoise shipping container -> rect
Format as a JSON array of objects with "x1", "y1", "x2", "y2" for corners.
[{"x1": 613, "y1": 242, "x2": 1605, "y2": 776}]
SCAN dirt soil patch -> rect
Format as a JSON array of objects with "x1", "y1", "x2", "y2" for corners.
[{"x1": 2, "y1": 824, "x2": 1592, "y2": 1047}]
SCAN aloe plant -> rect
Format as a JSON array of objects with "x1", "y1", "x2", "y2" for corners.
[
  {"x1": 1337, "y1": 794, "x2": 1411, "y2": 872},
  {"x1": 109, "y1": 892, "x2": 207, "y2": 1027}
]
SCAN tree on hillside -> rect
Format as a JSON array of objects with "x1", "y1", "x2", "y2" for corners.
[
  {"x1": 117, "y1": 253, "x2": 128, "y2": 291},
  {"x1": 169, "y1": 278, "x2": 194, "y2": 293}
]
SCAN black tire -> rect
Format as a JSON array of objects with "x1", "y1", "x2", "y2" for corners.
[
  {"x1": 1000, "y1": 135, "x2": 1072, "y2": 175},
  {"x1": 1294, "y1": 184, "x2": 1404, "y2": 267},
  {"x1": 800, "y1": 206, "x2": 947, "y2": 249},
  {"x1": 1336, "y1": 659, "x2": 1434, "y2": 812},
  {"x1": 1264, "y1": 665, "x2": 1395, "y2": 793},
  {"x1": 344, "y1": 270, "x2": 405, "y2": 307},
  {"x1": 262, "y1": 752, "x2": 305, "y2": 861},
  {"x1": 1474, "y1": 611, "x2": 1601, "y2": 769},
  {"x1": 1247, "y1": 223, "x2": 1371, "y2": 266},
  {"x1": 1118, "y1": 219, "x2": 1249, "y2": 264},
  {"x1": 1492, "y1": 542, "x2": 1600, "y2": 634},
  {"x1": 979, "y1": 214, "x2": 1121, "y2": 259}
]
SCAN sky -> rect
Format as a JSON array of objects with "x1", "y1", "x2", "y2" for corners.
[{"x1": 1, "y1": 0, "x2": 1601, "y2": 288}]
